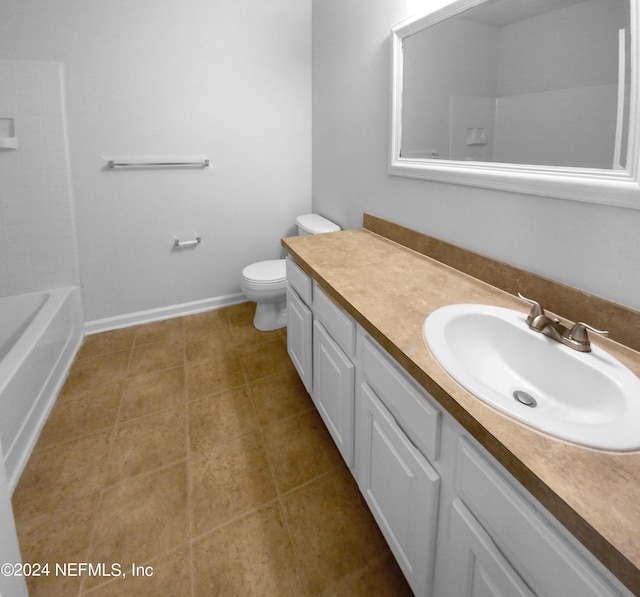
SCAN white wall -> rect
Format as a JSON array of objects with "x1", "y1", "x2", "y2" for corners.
[
  {"x1": 2, "y1": 0, "x2": 638, "y2": 318},
  {"x1": 0, "y1": 0, "x2": 311, "y2": 324},
  {"x1": 0, "y1": 60, "x2": 80, "y2": 297},
  {"x1": 312, "y1": 0, "x2": 640, "y2": 311}
]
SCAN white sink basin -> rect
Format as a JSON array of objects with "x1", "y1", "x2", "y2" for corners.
[{"x1": 423, "y1": 304, "x2": 640, "y2": 451}]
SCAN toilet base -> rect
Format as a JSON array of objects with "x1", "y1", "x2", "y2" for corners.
[{"x1": 253, "y1": 300, "x2": 287, "y2": 331}]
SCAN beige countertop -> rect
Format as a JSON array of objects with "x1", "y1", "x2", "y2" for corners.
[{"x1": 282, "y1": 226, "x2": 640, "y2": 595}]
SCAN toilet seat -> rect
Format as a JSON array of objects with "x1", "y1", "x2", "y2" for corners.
[{"x1": 241, "y1": 259, "x2": 286, "y2": 290}]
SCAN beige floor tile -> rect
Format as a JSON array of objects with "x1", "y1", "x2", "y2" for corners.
[
  {"x1": 281, "y1": 468, "x2": 389, "y2": 595},
  {"x1": 57, "y1": 376, "x2": 125, "y2": 405},
  {"x1": 119, "y1": 367, "x2": 185, "y2": 421},
  {"x1": 76, "y1": 328, "x2": 135, "y2": 361},
  {"x1": 87, "y1": 463, "x2": 189, "y2": 571},
  {"x1": 16, "y1": 493, "x2": 100, "y2": 597},
  {"x1": 231, "y1": 324, "x2": 285, "y2": 348},
  {"x1": 36, "y1": 381, "x2": 122, "y2": 449},
  {"x1": 227, "y1": 302, "x2": 284, "y2": 347},
  {"x1": 128, "y1": 337, "x2": 184, "y2": 377},
  {"x1": 186, "y1": 352, "x2": 245, "y2": 400},
  {"x1": 190, "y1": 432, "x2": 277, "y2": 537},
  {"x1": 25, "y1": 566, "x2": 82, "y2": 596},
  {"x1": 222, "y1": 300, "x2": 255, "y2": 330},
  {"x1": 82, "y1": 544, "x2": 192, "y2": 597},
  {"x1": 249, "y1": 366, "x2": 313, "y2": 427},
  {"x1": 324, "y1": 554, "x2": 414, "y2": 597},
  {"x1": 239, "y1": 338, "x2": 290, "y2": 382},
  {"x1": 185, "y1": 326, "x2": 234, "y2": 364},
  {"x1": 13, "y1": 304, "x2": 411, "y2": 597},
  {"x1": 107, "y1": 407, "x2": 187, "y2": 484},
  {"x1": 65, "y1": 351, "x2": 130, "y2": 389},
  {"x1": 192, "y1": 502, "x2": 304, "y2": 597},
  {"x1": 133, "y1": 317, "x2": 184, "y2": 346},
  {"x1": 188, "y1": 387, "x2": 258, "y2": 453},
  {"x1": 12, "y1": 431, "x2": 111, "y2": 520},
  {"x1": 263, "y1": 408, "x2": 343, "y2": 494},
  {"x1": 184, "y1": 309, "x2": 230, "y2": 336}
]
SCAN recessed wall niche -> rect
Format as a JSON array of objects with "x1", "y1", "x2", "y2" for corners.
[{"x1": 0, "y1": 117, "x2": 17, "y2": 150}]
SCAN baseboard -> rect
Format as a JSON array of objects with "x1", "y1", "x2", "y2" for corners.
[{"x1": 84, "y1": 293, "x2": 248, "y2": 335}]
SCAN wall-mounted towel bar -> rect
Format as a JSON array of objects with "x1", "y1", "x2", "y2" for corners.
[
  {"x1": 107, "y1": 158, "x2": 210, "y2": 169},
  {"x1": 174, "y1": 236, "x2": 201, "y2": 248}
]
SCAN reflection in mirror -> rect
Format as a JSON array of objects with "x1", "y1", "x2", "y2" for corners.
[
  {"x1": 390, "y1": 0, "x2": 640, "y2": 207},
  {"x1": 401, "y1": 0, "x2": 630, "y2": 169}
]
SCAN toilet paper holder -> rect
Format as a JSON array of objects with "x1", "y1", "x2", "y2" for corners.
[{"x1": 173, "y1": 236, "x2": 201, "y2": 248}]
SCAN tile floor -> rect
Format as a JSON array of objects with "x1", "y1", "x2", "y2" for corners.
[{"x1": 11, "y1": 302, "x2": 413, "y2": 596}]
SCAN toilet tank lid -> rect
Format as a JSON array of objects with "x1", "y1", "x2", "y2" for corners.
[{"x1": 296, "y1": 214, "x2": 341, "y2": 234}]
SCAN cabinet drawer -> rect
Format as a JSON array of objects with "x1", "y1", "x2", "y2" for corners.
[
  {"x1": 361, "y1": 334, "x2": 440, "y2": 462},
  {"x1": 313, "y1": 283, "x2": 356, "y2": 358},
  {"x1": 286, "y1": 256, "x2": 312, "y2": 305},
  {"x1": 457, "y1": 438, "x2": 625, "y2": 597}
]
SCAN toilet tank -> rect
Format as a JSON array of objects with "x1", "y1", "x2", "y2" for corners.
[{"x1": 296, "y1": 214, "x2": 341, "y2": 236}]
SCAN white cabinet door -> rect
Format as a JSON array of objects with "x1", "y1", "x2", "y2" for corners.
[
  {"x1": 357, "y1": 382, "x2": 440, "y2": 597},
  {"x1": 455, "y1": 438, "x2": 629, "y2": 597},
  {"x1": 313, "y1": 320, "x2": 355, "y2": 466},
  {"x1": 286, "y1": 286, "x2": 313, "y2": 394},
  {"x1": 447, "y1": 499, "x2": 536, "y2": 597}
]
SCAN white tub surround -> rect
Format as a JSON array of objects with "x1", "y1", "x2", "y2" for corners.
[{"x1": 0, "y1": 287, "x2": 83, "y2": 493}]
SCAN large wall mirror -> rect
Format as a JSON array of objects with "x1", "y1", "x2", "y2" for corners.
[{"x1": 390, "y1": 0, "x2": 640, "y2": 208}]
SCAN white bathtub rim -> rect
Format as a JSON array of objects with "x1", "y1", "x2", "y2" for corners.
[
  {"x1": 0, "y1": 288, "x2": 76, "y2": 398},
  {"x1": 0, "y1": 293, "x2": 48, "y2": 363},
  {"x1": 6, "y1": 323, "x2": 82, "y2": 494},
  {"x1": 0, "y1": 286, "x2": 83, "y2": 493}
]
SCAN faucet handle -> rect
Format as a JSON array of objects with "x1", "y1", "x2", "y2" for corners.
[
  {"x1": 569, "y1": 322, "x2": 609, "y2": 344},
  {"x1": 517, "y1": 293, "x2": 545, "y2": 324}
]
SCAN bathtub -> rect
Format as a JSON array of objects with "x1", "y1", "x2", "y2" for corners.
[{"x1": 0, "y1": 287, "x2": 83, "y2": 494}]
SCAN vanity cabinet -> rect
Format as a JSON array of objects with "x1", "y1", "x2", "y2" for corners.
[
  {"x1": 447, "y1": 497, "x2": 536, "y2": 597},
  {"x1": 356, "y1": 351, "x2": 441, "y2": 597},
  {"x1": 358, "y1": 335, "x2": 631, "y2": 597},
  {"x1": 312, "y1": 282, "x2": 357, "y2": 466},
  {"x1": 286, "y1": 258, "x2": 313, "y2": 393},
  {"x1": 285, "y1": 255, "x2": 633, "y2": 597},
  {"x1": 285, "y1": 258, "x2": 357, "y2": 466},
  {"x1": 448, "y1": 437, "x2": 628, "y2": 597},
  {"x1": 312, "y1": 311, "x2": 355, "y2": 466}
]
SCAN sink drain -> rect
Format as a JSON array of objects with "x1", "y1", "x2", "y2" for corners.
[{"x1": 513, "y1": 390, "x2": 537, "y2": 407}]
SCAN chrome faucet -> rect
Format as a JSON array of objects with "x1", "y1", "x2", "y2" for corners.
[{"x1": 517, "y1": 293, "x2": 608, "y2": 352}]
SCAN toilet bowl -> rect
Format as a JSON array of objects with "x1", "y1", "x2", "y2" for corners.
[
  {"x1": 240, "y1": 259, "x2": 288, "y2": 331},
  {"x1": 241, "y1": 214, "x2": 340, "y2": 331}
]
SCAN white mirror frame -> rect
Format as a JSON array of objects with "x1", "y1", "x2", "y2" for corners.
[{"x1": 389, "y1": 0, "x2": 640, "y2": 209}]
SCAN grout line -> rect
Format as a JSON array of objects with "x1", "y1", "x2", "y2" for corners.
[
  {"x1": 250, "y1": 382, "x2": 314, "y2": 597},
  {"x1": 16, "y1": 303, "x2": 404, "y2": 596},
  {"x1": 77, "y1": 333, "x2": 134, "y2": 596},
  {"x1": 180, "y1": 317, "x2": 198, "y2": 597},
  {"x1": 189, "y1": 495, "x2": 281, "y2": 545}
]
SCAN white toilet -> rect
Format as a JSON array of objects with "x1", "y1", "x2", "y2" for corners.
[{"x1": 241, "y1": 214, "x2": 341, "y2": 331}]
